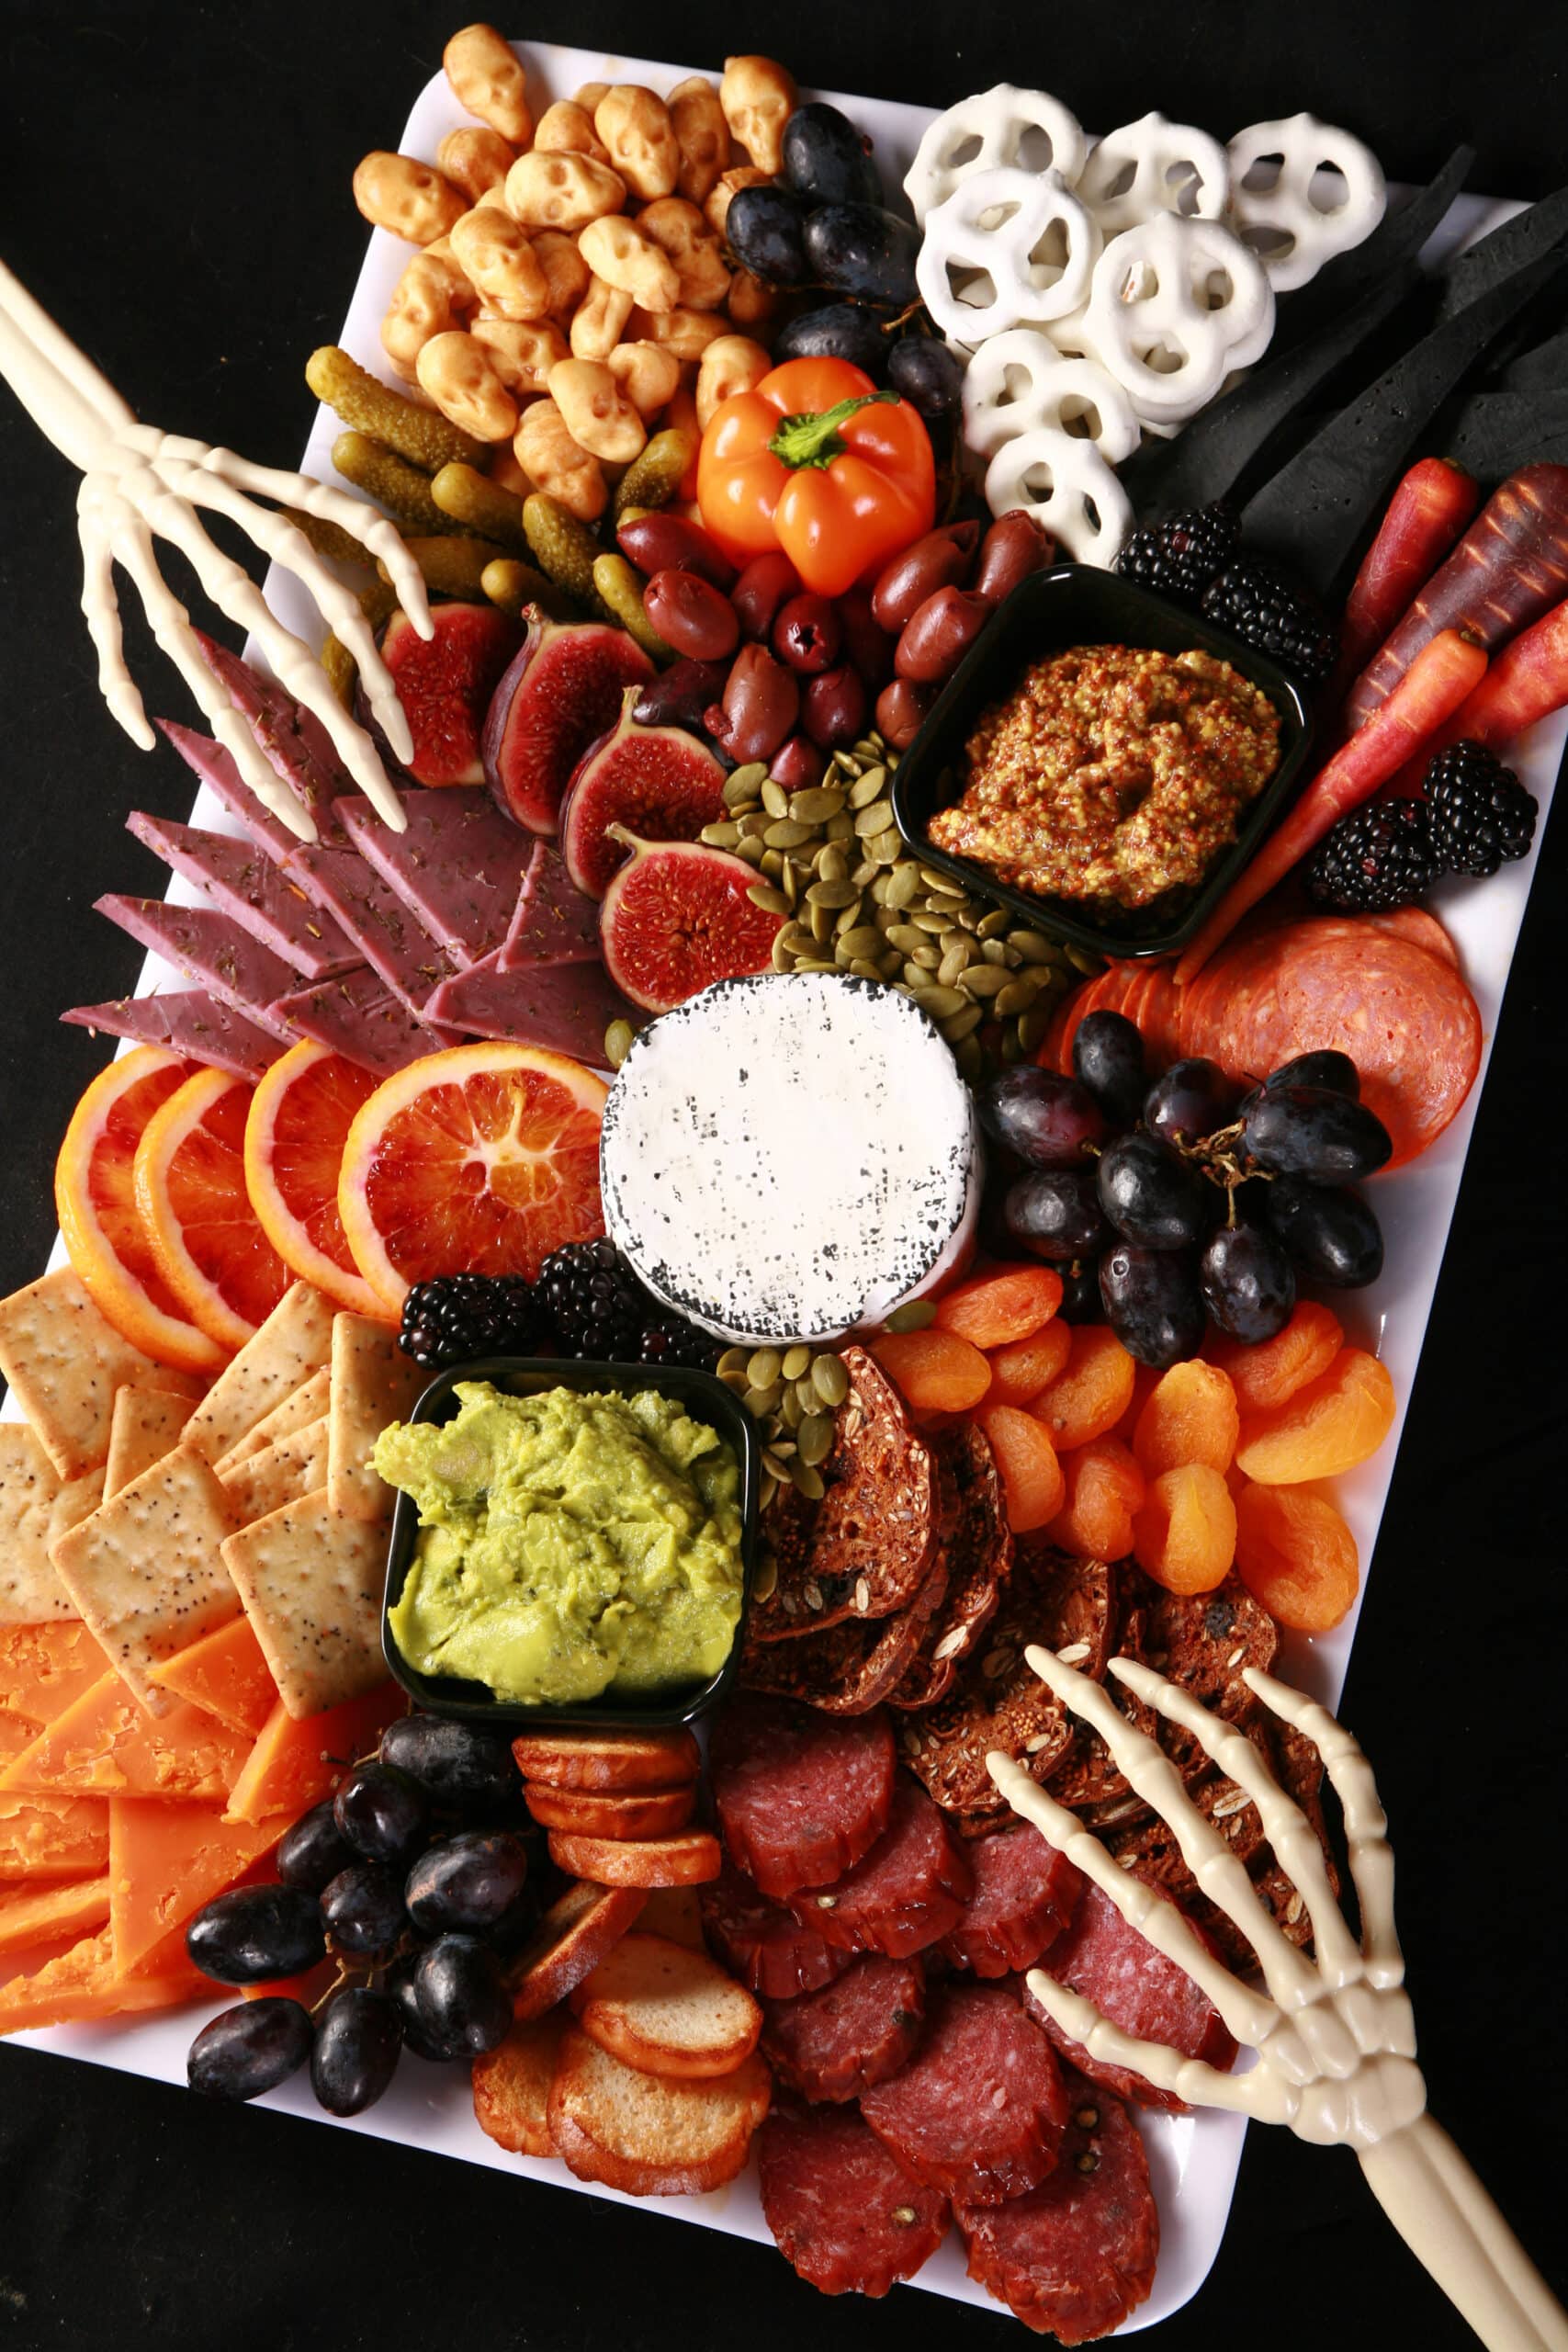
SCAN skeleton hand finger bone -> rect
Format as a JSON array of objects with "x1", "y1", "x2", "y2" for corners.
[
  {"x1": 1228, "y1": 113, "x2": 1386, "y2": 292},
  {"x1": 918, "y1": 167, "x2": 1101, "y2": 343},
  {"x1": 1087, "y1": 213, "x2": 1274, "y2": 424},
  {"x1": 1077, "y1": 111, "x2": 1231, "y2": 237},
  {"x1": 963, "y1": 332, "x2": 1140, "y2": 463},
  {"x1": 904, "y1": 83, "x2": 1087, "y2": 225}
]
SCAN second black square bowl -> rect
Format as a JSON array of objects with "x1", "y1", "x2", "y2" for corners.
[
  {"x1": 380, "y1": 1357, "x2": 761, "y2": 1735},
  {"x1": 889, "y1": 564, "x2": 1315, "y2": 961}
]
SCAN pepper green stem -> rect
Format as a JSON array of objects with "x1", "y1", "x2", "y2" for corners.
[{"x1": 768, "y1": 389, "x2": 899, "y2": 471}]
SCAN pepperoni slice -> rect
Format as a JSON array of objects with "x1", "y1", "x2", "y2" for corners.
[
  {"x1": 956, "y1": 2073, "x2": 1158, "y2": 2342},
  {"x1": 788, "y1": 1775, "x2": 973, "y2": 1957},
  {"x1": 698, "y1": 1864, "x2": 855, "y2": 2001},
  {"x1": 709, "y1": 1695, "x2": 896, "y2": 1899},
  {"x1": 939, "y1": 1823, "x2": 1082, "y2": 1980},
  {"x1": 861, "y1": 1982, "x2": 1069, "y2": 2206},
  {"x1": 758, "y1": 2096, "x2": 949, "y2": 2298},
  {"x1": 761, "y1": 1953, "x2": 925, "y2": 2102}
]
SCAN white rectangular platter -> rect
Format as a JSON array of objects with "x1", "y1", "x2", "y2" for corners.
[{"x1": 6, "y1": 39, "x2": 1562, "y2": 2334}]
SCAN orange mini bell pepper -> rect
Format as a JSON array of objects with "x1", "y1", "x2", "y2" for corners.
[{"x1": 696, "y1": 356, "x2": 937, "y2": 599}]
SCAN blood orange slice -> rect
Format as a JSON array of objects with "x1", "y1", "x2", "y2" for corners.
[
  {"x1": 54, "y1": 1046, "x2": 228, "y2": 1376},
  {"x1": 337, "y1": 1043, "x2": 607, "y2": 1311},
  {"x1": 243, "y1": 1041, "x2": 384, "y2": 1319},
  {"x1": 134, "y1": 1069, "x2": 292, "y2": 1351}
]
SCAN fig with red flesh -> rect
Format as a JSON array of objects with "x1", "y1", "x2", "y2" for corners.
[
  {"x1": 600, "y1": 831, "x2": 785, "y2": 1013},
  {"x1": 482, "y1": 615, "x2": 654, "y2": 835},
  {"x1": 559, "y1": 689, "x2": 729, "y2": 899},
  {"x1": 375, "y1": 603, "x2": 520, "y2": 788}
]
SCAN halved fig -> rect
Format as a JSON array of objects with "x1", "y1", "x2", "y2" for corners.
[
  {"x1": 483, "y1": 615, "x2": 654, "y2": 835},
  {"x1": 559, "y1": 689, "x2": 728, "y2": 899},
  {"x1": 599, "y1": 831, "x2": 785, "y2": 1014},
  {"x1": 374, "y1": 602, "x2": 521, "y2": 787}
]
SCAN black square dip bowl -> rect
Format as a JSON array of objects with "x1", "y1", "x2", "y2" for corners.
[
  {"x1": 381, "y1": 1356, "x2": 761, "y2": 1735},
  {"x1": 889, "y1": 564, "x2": 1315, "y2": 961}
]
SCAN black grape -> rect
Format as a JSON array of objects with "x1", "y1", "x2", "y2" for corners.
[
  {"x1": 187, "y1": 1998, "x2": 312, "y2": 2101},
  {"x1": 1100, "y1": 1244, "x2": 1205, "y2": 1368},
  {"x1": 379, "y1": 1715, "x2": 522, "y2": 1814},
  {"x1": 186, "y1": 1886, "x2": 325, "y2": 1985},
  {"x1": 404, "y1": 1832, "x2": 530, "y2": 1937},
  {"x1": 414, "y1": 1934, "x2": 513, "y2": 2056},
  {"x1": 772, "y1": 303, "x2": 889, "y2": 376},
  {"x1": 887, "y1": 338, "x2": 964, "y2": 418},
  {"x1": 1143, "y1": 1057, "x2": 1240, "y2": 1148},
  {"x1": 1266, "y1": 1050, "x2": 1359, "y2": 1100},
  {"x1": 1242, "y1": 1086, "x2": 1393, "y2": 1182},
  {"x1": 781, "y1": 104, "x2": 881, "y2": 205},
  {"x1": 978, "y1": 1067, "x2": 1103, "y2": 1167},
  {"x1": 1200, "y1": 1223, "x2": 1296, "y2": 1342},
  {"x1": 277, "y1": 1802, "x2": 357, "y2": 1895},
  {"x1": 1097, "y1": 1134, "x2": 1212, "y2": 1250},
  {"x1": 802, "y1": 205, "x2": 920, "y2": 305},
  {"x1": 310, "y1": 1987, "x2": 404, "y2": 2117},
  {"x1": 385, "y1": 1952, "x2": 464, "y2": 2062},
  {"x1": 726, "y1": 186, "x2": 810, "y2": 285},
  {"x1": 333, "y1": 1763, "x2": 429, "y2": 1869},
  {"x1": 1072, "y1": 1011, "x2": 1147, "y2": 1125},
  {"x1": 1004, "y1": 1168, "x2": 1108, "y2": 1261},
  {"x1": 1056, "y1": 1260, "x2": 1102, "y2": 1324},
  {"x1": 320, "y1": 1863, "x2": 407, "y2": 1958},
  {"x1": 1266, "y1": 1176, "x2": 1384, "y2": 1288}
]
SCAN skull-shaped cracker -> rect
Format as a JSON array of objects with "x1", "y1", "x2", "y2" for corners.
[
  {"x1": 963, "y1": 331, "x2": 1140, "y2": 463},
  {"x1": 1086, "y1": 213, "x2": 1273, "y2": 425},
  {"x1": 1228, "y1": 113, "x2": 1386, "y2": 291},
  {"x1": 917, "y1": 167, "x2": 1101, "y2": 345},
  {"x1": 904, "y1": 84, "x2": 1087, "y2": 225}
]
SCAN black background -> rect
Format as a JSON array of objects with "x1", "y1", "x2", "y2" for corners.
[{"x1": 2, "y1": 6, "x2": 1566, "y2": 2347}]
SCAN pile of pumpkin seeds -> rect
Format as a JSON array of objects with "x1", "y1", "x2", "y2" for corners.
[{"x1": 712, "y1": 1340, "x2": 851, "y2": 1517}]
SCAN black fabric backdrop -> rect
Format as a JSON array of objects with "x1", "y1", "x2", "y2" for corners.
[{"x1": 2, "y1": 6, "x2": 1565, "y2": 2346}]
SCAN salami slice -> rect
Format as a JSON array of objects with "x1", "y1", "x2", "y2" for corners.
[
  {"x1": 893, "y1": 1426, "x2": 1013, "y2": 1711},
  {"x1": 1016, "y1": 1879, "x2": 1236, "y2": 2113},
  {"x1": 709, "y1": 1695, "x2": 896, "y2": 1899},
  {"x1": 699, "y1": 1864, "x2": 854, "y2": 2000},
  {"x1": 789, "y1": 1776, "x2": 973, "y2": 1958},
  {"x1": 957, "y1": 2073, "x2": 1158, "y2": 2342},
  {"x1": 761, "y1": 1953, "x2": 926, "y2": 2101},
  {"x1": 939, "y1": 1823, "x2": 1082, "y2": 1979},
  {"x1": 758, "y1": 2096, "x2": 949, "y2": 2297},
  {"x1": 860, "y1": 1983, "x2": 1068, "y2": 2206}
]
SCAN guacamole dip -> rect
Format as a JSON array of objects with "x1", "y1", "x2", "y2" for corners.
[{"x1": 377, "y1": 1380, "x2": 745, "y2": 1706}]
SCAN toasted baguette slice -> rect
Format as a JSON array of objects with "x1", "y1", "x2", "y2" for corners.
[
  {"x1": 471, "y1": 2013, "x2": 565, "y2": 2157},
  {"x1": 523, "y1": 1781, "x2": 696, "y2": 1838},
  {"x1": 505, "y1": 1880, "x2": 648, "y2": 2023},
  {"x1": 569, "y1": 1931, "x2": 761, "y2": 2079},
  {"x1": 636, "y1": 1883, "x2": 705, "y2": 1951},
  {"x1": 547, "y1": 1827, "x2": 721, "y2": 1889},
  {"x1": 511, "y1": 1724, "x2": 700, "y2": 1792},
  {"x1": 548, "y1": 2024, "x2": 771, "y2": 2196}
]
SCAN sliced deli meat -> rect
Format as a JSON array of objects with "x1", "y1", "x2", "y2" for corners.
[
  {"x1": 788, "y1": 1775, "x2": 973, "y2": 1959},
  {"x1": 158, "y1": 718, "x2": 320, "y2": 865},
  {"x1": 422, "y1": 949, "x2": 637, "y2": 1067},
  {"x1": 497, "y1": 839, "x2": 603, "y2": 971},
  {"x1": 336, "y1": 788, "x2": 535, "y2": 968},
  {"x1": 125, "y1": 812, "x2": 359, "y2": 979},
  {"x1": 860, "y1": 1981, "x2": 1070, "y2": 2206},
  {"x1": 940, "y1": 1823, "x2": 1083, "y2": 1979},
  {"x1": 699, "y1": 1864, "x2": 857, "y2": 2000},
  {"x1": 61, "y1": 991, "x2": 284, "y2": 1082},
  {"x1": 709, "y1": 1695, "x2": 897, "y2": 1900},
  {"x1": 269, "y1": 967, "x2": 459, "y2": 1077},
  {"x1": 761, "y1": 1953, "x2": 926, "y2": 2102},
  {"x1": 94, "y1": 896, "x2": 299, "y2": 1039},
  {"x1": 286, "y1": 843, "x2": 454, "y2": 1013},
  {"x1": 758, "y1": 2096, "x2": 949, "y2": 2298}
]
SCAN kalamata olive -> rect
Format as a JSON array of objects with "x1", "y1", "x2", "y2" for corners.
[
  {"x1": 769, "y1": 734, "x2": 826, "y2": 790},
  {"x1": 732, "y1": 550, "x2": 803, "y2": 640},
  {"x1": 800, "y1": 662, "x2": 868, "y2": 750},
  {"x1": 870, "y1": 521, "x2": 979, "y2": 634},
  {"x1": 974, "y1": 508, "x2": 1055, "y2": 605},
  {"x1": 714, "y1": 643, "x2": 800, "y2": 762},
  {"x1": 895, "y1": 586, "x2": 991, "y2": 683},
  {"x1": 773, "y1": 594, "x2": 842, "y2": 673},
  {"x1": 835, "y1": 587, "x2": 896, "y2": 690},
  {"x1": 644, "y1": 568, "x2": 739, "y2": 662},
  {"x1": 633, "y1": 656, "x2": 731, "y2": 731},
  {"x1": 616, "y1": 510, "x2": 736, "y2": 591},
  {"x1": 874, "y1": 676, "x2": 933, "y2": 749}
]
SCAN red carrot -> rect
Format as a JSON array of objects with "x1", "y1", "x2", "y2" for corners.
[
  {"x1": 1174, "y1": 628, "x2": 1488, "y2": 985},
  {"x1": 1326, "y1": 458, "x2": 1481, "y2": 714},
  {"x1": 1384, "y1": 593, "x2": 1568, "y2": 791},
  {"x1": 1340, "y1": 463, "x2": 1568, "y2": 733}
]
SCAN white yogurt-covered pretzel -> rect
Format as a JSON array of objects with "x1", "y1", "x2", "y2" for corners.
[
  {"x1": 983, "y1": 423, "x2": 1132, "y2": 567},
  {"x1": 1086, "y1": 212, "x2": 1274, "y2": 425},
  {"x1": 1077, "y1": 111, "x2": 1231, "y2": 237},
  {"x1": 917, "y1": 167, "x2": 1100, "y2": 345},
  {"x1": 963, "y1": 331, "x2": 1139, "y2": 465},
  {"x1": 905, "y1": 84, "x2": 1088, "y2": 226},
  {"x1": 1228, "y1": 112, "x2": 1387, "y2": 291}
]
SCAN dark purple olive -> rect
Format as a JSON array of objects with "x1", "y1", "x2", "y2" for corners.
[
  {"x1": 800, "y1": 662, "x2": 868, "y2": 750},
  {"x1": 615, "y1": 511, "x2": 735, "y2": 591},
  {"x1": 773, "y1": 594, "x2": 842, "y2": 673},
  {"x1": 870, "y1": 522, "x2": 979, "y2": 635},
  {"x1": 732, "y1": 550, "x2": 804, "y2": 640},
  {"x1": 643, "y1": 568, "x2": 739, "y2": 662},
  {"x1": 895, "y1": 586, "x2": 990, "y2": 683},
  {"x1": 974, "y1": 509, "x2": 1055, "y2": 604},
  {"x1": 633, "y1": 656, "x2": 731, "y2": 732},
  {"x1": 769, "y1": 734, "x2": 826, "y2": 790},
  {"x1": 874, "y1": 677, "x2": 933, "y2": 749},
  {"x1": 835, "y1": 587, "x2": 896, "y2": 690},
  {"x1": 711, "y1": 642, "x2": 799, "y2": 763}
]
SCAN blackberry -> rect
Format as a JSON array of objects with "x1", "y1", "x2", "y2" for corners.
[
  {"x1": 399, "y1": 1273, "x2": 542, "y2": 1370},
  {"x1": 1200, "y1": 557, "x2": 1337, "y2": 687},
  {"x1": 638, "y1": 1317, "x2": 724, "y2": 1372},
  {"x1": 1303, "y1": 798, "x2": 1443, "y2": 914},
  {"x1": 537, "y1": 1239, "x2": 651, "y2": 1360},
  {"x1": 1115, "y1": 503, "x2": 1238, "y2": 604},
  {"x1": 1423, "y1": 741, "x2": 1538, "y2": 876}
]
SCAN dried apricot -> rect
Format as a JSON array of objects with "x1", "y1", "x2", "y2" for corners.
[
  {"x1": 1233, "y1": 1482, "x2": 1359, "y2": 1632},
  {"x1": 979, "y1": 1406, "x2": 1066, "y2": 1533},
  {"x1": 1133, "y1": 1360, "x2": 1240, "y2": 1478},
  {"x1": 935, "y1": 1263, "x2": 1062, "y2": 1350},
  {"x1": 1212, "y1": 1302, "x2": 1343, "y2": 1415},
  {"x1": 1234, "y1": 1348, "x2": 1395, "y2": 1485},
  {"x1": 872, "y1": 1328, "x2": 991, "y2": 1416},
  {"x1": 986, "y1": 1320, "x2": 1072, "y2": 1409},
  {"x1": 1132, "y1": 1464, "x2": 1237, "y2": 1594},
  {"x1": 1031, "y1": 1327, "x2": 1135, "y2": 1451},
  {"x1": 1044, "y1": 1437, "x2": 1145, "y2": 1560}
]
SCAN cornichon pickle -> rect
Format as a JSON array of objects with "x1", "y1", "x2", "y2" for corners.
[
  {"x1": 481, "y1": 556, "x2": 573, "y2": 621},
  {"x1": 320, "y1": 630, "x2": 357, "y2": 710},
  {"x1": 284, "y1": 507, "x2": 374, "y2": 568},
  {"x1": 613, "y1": 429, "x2": 695, "y2": 520},
  {"x1": 523, "y1": 492, "x2": 605, "y2": 605},
  {"x1": 378, "y1": 534, "x2": 508, "y2": 599},
  {"x1": 357, "y1": 576, "x2": 400, "y2": 633},
  {"x1": 592, "y1": 554, "x2": 674, "y2": 662},
  {"x1": 306, "y1": 345, "x2": 483, "y2": 471},
  {"x1": 431, "y1": 461, "x2": 529, "y2": 549},
  {"x1": 333, "y1": 432, "x2": 449, "y2": 535}
]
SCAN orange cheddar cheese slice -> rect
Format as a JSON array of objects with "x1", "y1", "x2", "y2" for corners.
[
  {"x1": 0, "y1": 1718, "x2": 37, "y2": 1770},
  {"x1": 0, "y1": 1792, "x2": 109, "y2": 1883},
  {"x1": 0, "y1": 1673, "x2": 247, "y2": 1804},
  {"x1": 0, "y1": 1925, "x2": 206, "y2": 2035},
  {"x1": 223, "y1": 1681, "x2": 404, "y2": 1826},
  {"x1": 148, "y1": 1615, "x2": 278, "y2": 1740},
  {"x1": 108, "y1": 1797, "x2": 287, "y2": 1977},
  {"x1": 0, "y1": 1622, "x2": 108, "y2": 1726},
  {"x1": 0, "y1": 1872, "x2": 112, "y2": 1957}
]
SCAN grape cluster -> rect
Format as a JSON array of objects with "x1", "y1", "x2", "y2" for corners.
[
  {"x1": 980, "y1": 1012, "x2": 1389, "y2": 1369},
  {"x1": 184, "y1": 1714, "x2": 534, "y2": 2111}
]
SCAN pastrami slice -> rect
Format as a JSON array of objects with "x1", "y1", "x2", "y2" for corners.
[
  {"x1": 483, "y1": 616, "x2": 655, "y2": 835},
  {"x1": 335, "y1": 786, "x2": 534, "y2": 967},
  {"x1": 61, "y1": 990, "x2": 284, "y2": 1082},
  {"x1": 126, "y1": 811, "x2": 359, "y2": 980},
  {"x1": 498, "y1": 839, "x2": 603, "y2": 972},
  {"x1": 94, "y1": 894, "x2": 300, "y2": 1038},
  {"x1": 423, "y1": 949, "x2": 636, "y2": 1068}
]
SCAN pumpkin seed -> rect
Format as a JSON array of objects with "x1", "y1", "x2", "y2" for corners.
[
  {"x1": 718, "y1": 1365, "x2": 750, "y2": 1392},
  {"x1": 941, "y1": 1001, "x2": 984, "y2": 1043},
  {"x1": 700, "y1": 819, "x2": 741, "y2": 849},
  {"x1": 993, "y1": 973, "x2": 1042, "y2": 1017},
  {"x1": 759, "y1": 848, "x2": 784, "y2": 880},
  {"x1": 604, "y1": 1019, "x2": 636, "y2": 1068},
  {"x1": 806, "y1": 877, "x2": 860, "y2": 910},
  {"x1": 998, "y1": 1026, "x2": 1023, "y2": 1064},
  {"x1": 816, "y1": 843, "x2": 849, "y2": 884},
  {"x1": 812, "y1": 1352, "x2": 851, "y2": 1408},
  {"x1": 779, "y1": 1385, "x2": 805, "y2": 1431},
  {"x1": 913, "y1": 983, "x2": 965, "y2": 1020},
  {"x1": 904, "y1": 948, "x2": 941, "y2": 979},
  {"x1": 717, "y1": 1347, "x2": 749, "y2": 1375},
  {"x1": 979, "y1": 937, "x2": 1010, "y2": 966},
  {"x1": 847, "y1": 767, "x2": 887, "y2": 809},
  {"x1": 752, "y1": 1550, "x2": 778, "y2": 1601},
  {"x1": 834, "y1": 899, "x2": 863, "y2": 935},
  {"x1": 885, "y1": 862, "x2": 922, "y2": 910},
  {"x1": 764, "y1": 819, "x2": 814, "y2": 850},
  {"x1": 796, "y1": 1413, "x2": 835, "y2": 1466},
  {"x1": 771, "y1": 931, "x2": 795, "y2": 972},
  {"x1": 1009, "y1": 928, "x2": 1058, "y2": 964},
  {"x1": 808, "y1": 898, "x2": 833, "y2": 943},
  {"x1": 758, "y1": 1473, "x2": 779, "y2": 1517},
  {"x1": 1065, "y1": 943, "x2": 1102, "y2": 975},
  {"x1": 838, "y1": 924, "x2": 884, "y2": 961},
  {"x1": 761, "y1": 777, "x2": 790, "y2": 820},
  {"x1": 743, "y1": 1382, "x2": 783, "y2": 1418},
  {"x1": 938, "y1": 942, "x2": 974, "y2": 988},
  {"x1": 908, "y1": 909, "x2": 951, "y2": 934},
  {"x1": 853, "y1": 798, "x2": 893, "y2": 837},
  {"x1": 869, "y1": 831, "x2": 904, "y2": 865},
  {"x1": 976, "y1": 906, "x2": 1011, "y2": 940},
  {"x1": 781, "y1": 861, "x2": 800, "y2": 908},
  {"x1": 963, "y1": 962, "x2": 1010, "y2": 998},
  {"x1": 852, "y1": 739, "x2": 882, "y2": 763},
  {"x1": 734, "y1": 836, "x2": 766, "y2": 866},
  {"x1": 1018, "y1": 1002, "x2": 1056, "y2": 1052},
  {"x1": 953, "y1": 1033, "x2": 985, "y2": 1081},
  {"x1": 738, "y1": 810, "x2": 772, "y2": 840},
  {"x1": 796, "y1": 956, "x2": 838, "y2": 973},
  {"x1": 778, "y1": 922, "x2": 813, "y2": 956},
  {"x1": 884, "y1": 1298, "x2": 936, "y2": 1332},
  {"x1": 790, "y1": 1460, "x2": 826, "y2": 1501},
  {"x1": 885, "y1": 922, "x2": 928, "y2": 956},
  {"x1": 761, "y1": 1445, "x2": 791, "y2": 1483},
  {"x1": 789, "y1": 786, "x2": 845, "y2": 825},
  {"x1": 748, "y1": 882, "x2": 790, "y2": 915},
  {"x1": 781, "y1": 1344, "x2": 811, "y2": 1382},
  {"x1": 850, "y1": 956, "x2": 886, "y2": 980},
  {"x1": 724, "y1": 763, "x2": 767, "y2": 807}
]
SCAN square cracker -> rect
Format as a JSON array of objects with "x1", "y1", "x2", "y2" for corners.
[
  {"x1": 0, "y1": 1424, "x2": 105, "y2": 1623},
  {"x1": 0, "y1": 1268, "x2": 197, "y2": 1482},
  {"x1": 328, "y1": 1315, "x2": 423, "y2": 1525},
  {"x1": 220, "y1": 1487, "x2": 389, "y2": 1719},
  {"x1": 106, "y1": 1385, "x2": 197, "y2": 1499},
  {"x1": 181, "y1": 1284, "x2": 335, "y2": 1465},
  {"x1": 220, "y1": 1418, "x2": 329, "y2": 1527},
  {"x1": 50, "y1": 1443, "x2": 237, "y2": 1713},
  {"x1": 213, "y1": 1365, "x2": 332, "y2": 1478}
]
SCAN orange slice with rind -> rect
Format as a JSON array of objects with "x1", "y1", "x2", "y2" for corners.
[
  {"x1": 243, "y1": 1040, "x2": 384, "y2": 1319},
  {"x1": 134, "y1": 1069, "x2": 291, "y2": 1351},
  {"x1": 337, "y1": 1042, "x2": 608, "y2": 1312}
]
